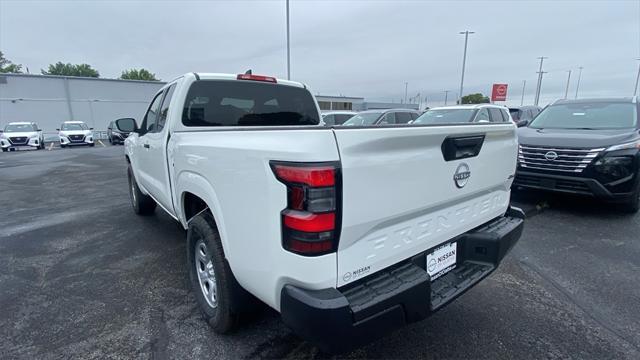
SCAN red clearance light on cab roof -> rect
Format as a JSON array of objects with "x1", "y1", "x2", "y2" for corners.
[
  {"x1": 271, "y1": 161, "x2": 341, "y2": 256},
  {"x1": 237, "y1": 74, "x2": 277, "y2": 83}
]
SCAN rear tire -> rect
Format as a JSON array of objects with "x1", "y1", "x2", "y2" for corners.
[
  {"x1": 127, "y1": 165, "x2": 156, "y2": 215},
  {"x1": 60, "y1": 144, "x2": 66, "y2": 148},
  {"x1": 187, "y1": 211, "x2": 255, "y2": 333},
  {"x1": 1, "y1": 148, "x2": 7, "y2": 152}
]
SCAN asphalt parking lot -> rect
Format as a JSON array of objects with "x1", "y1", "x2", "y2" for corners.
[{"x1": 1, "y1": 146, "x2": 639, "y2": 359}]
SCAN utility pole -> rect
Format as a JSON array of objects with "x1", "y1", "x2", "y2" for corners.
[
  {"x1": 575, "y1": 66, "x2": 583, "y2": 99},
  {"x1": 534, "y1": 56, "x2": 548, "y2": 106},
  {"x1": 458, "y1": 31, "x2": 475, "y2": 104},
  {"x1": 404, "y1": 82, "x2": 408, "y2": 104},
  {"x1": 520, "y1": 80, "x2": 526, "y2": 106},
  {"x1": 634, "y1": 59, "x2": 640, "y2": 96},
  {"x1": 564, "y1": 70, "x2": 572, "y2": 99},
  {"x1": 444, "y1": 90, "x2": 450, "y2": 105},
  {"x1": 286, "y1": 0, "x2": 291, "y2": 80}
]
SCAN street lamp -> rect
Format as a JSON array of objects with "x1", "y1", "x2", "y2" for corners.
[
  {"x1": 286, "y1": 0, "x2": 291, "y2": 80},
  {"x1": 458, "y1": 31, "x2": 475, "y2": 104}
]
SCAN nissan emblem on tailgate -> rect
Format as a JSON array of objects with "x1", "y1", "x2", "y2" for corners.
[{"x1": 454, "y1": 163, "x2": 471, "y2": 188}]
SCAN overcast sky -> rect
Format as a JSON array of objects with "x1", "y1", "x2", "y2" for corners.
[{"x1": 1, "y1": 0, "x2": 639, "y2": 106}]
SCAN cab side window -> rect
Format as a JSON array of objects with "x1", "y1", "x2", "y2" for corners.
[
  {"x1": 157, "y1": 84, "x2": 176, "y2": 132},
  {"x1": 139, "y1": 91, "x2": 164, "y2": 135}
]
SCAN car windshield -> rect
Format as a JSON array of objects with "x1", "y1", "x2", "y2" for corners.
[
  {"x1": 342, "y1": 112, "x2": 383, "y2": 126},
  {"x1": 529, "y1": 102, "x2": 637, "y2": 130},
  {"x1": 62, "y1": 123, "x2": 88, "y2": 131},
  {"x1": 413, "y1": 109, "x2": 476, "y2": 124},
  {"x1": 4, "y1": 124, "x2": 35, "y2": 132}
]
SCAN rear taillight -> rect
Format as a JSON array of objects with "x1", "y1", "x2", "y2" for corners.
[{"x1": 271, "y1": 161, "x2": 341, "y2": 256}]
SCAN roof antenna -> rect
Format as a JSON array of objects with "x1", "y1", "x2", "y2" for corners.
[{"x1": 245, "y1": 69, "x2": 252, "y2": 75}]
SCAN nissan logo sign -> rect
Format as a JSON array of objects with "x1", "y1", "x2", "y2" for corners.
[
  {"x1": 453, "y1": 163, "x2": 471, "y2": 188},
  {"x1": 544, "y1": 151, "x2": 558, "y2": 161}
]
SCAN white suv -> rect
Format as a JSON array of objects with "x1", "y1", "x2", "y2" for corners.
[
  {"x1": 57, "y1": 121, "x2": 95, "y2": 148},
  {"x1": 0, "y1": 122, "x2": 45, "y2": 152},
  {"x1": 414, "y1": 104, "x2": 513, "y2": 124}
]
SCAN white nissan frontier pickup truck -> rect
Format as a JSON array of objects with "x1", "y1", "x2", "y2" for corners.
[{"x1": 117, "y1": 72, "x2": 525, "y2": 353}]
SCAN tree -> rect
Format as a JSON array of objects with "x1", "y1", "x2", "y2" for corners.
[
  {"x1": 459, "y1": 93, "x2": 490, "y2": 104},
  {"x1": 119, "y1": 68, "x2": 159, "y2": 81},
  {"x1": 42, "y1": 62, "x2": 100, "y2": 77},
  {"x1": 0, "y1": 51, "x2": 23, "y2": 73}
]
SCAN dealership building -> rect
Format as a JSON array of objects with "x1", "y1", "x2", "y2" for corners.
[{"x1": 0, "y1": 74, "x2": 417, "y2": 138}]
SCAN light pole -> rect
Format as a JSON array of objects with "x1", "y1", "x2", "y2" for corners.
[
  {"x1": 534, "y1": 56, "x2": 547, "y2": 106},
  {"x1": 520, "y1": 80, "x2": 526, "y2": 106},
  {"x1": 564, "y1": 70, "x2": 572, "y2": 99},
  {"x1": 458, "y1": 31, "x2": 475, "y2": 104},
  {"x1": 286, "y1": 0, "x2": 291, "y2": 80},
  {"x1": 634, "y1": 58, "x2": 640, "y2": 96},
  {"x1": 404, "y1": 82, "x2": 408, "y2": 104},
  {"x1": 444, "y1": 90, "x2": 450, "y2": 106},
  {"x1": 575, "y1": 66, "x2": 583, "y2": 99}
]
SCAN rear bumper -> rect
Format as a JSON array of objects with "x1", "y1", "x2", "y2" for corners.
[
  {"x1": 280, "y1": 206, "x2": 525, "y2": 354},
  {"x1": 514, "y1": 170, "x2": 637, "y2": 202}
]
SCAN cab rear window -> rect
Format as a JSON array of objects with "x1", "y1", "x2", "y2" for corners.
[{"x1": 182, "y1": 80, "x2": 320, "y2": 127}]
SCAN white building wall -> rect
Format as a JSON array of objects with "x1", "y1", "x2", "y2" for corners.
[{"x1": 0, "y1": 74, "x2": 164, "y2": 138}]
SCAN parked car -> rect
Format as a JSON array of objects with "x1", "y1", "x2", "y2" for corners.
[
  {"x1": 413, "y1": 104, "x2": 512, "y2": 125},
  {"x1": 321, "y1": 111, "x2": 357, "y2": 126},
  {"x1": 107, "y1": 118, "x2": 134, "y2": 144},
  {"x1": 0, "y1": 122, "x2": 45, "y2": 152},
  {"x1": 509, "y1": 105, "x2": 542, "y2": 127},
  {"x1": 342, "y1": 109, "x2": 420, "y2": 126},
  {"x1": 116, "y1": 72, "x2": 524, "y2": 353},
  {"x1": 514, "y1": 98, "x2": 640, "y2": 212},
  {"x1": 57, "y1": 121, "x2": 95, "y2": 148}
]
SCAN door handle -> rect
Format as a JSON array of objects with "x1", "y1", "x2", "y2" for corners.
[{"x1": 143, "y1": 143, "x2": 150, "y2": 149}]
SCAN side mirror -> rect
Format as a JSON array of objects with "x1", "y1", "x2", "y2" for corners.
[
  {"x1": 56, "y1": 128, "x2": 60, "y2": 131},
  {"x1": 89, "y1": 127, "x2": 94, "y2": 130},
  {"x1": 0, "y1": 130, "x2": 3, "y2": 133},
  {"x1": 516, "y1": 120, "x2": 529, "y2": 127},
  {"x1": 115, "y1": 118, "x2": 138, "y2": 133}
]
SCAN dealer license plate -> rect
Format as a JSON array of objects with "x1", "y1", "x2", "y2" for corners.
[{"x1": 426, "y1": 242, "x2": 457, "y2": 281}]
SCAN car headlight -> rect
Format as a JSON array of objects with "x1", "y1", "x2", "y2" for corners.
[
  {"x1": 605, "y1": 140, "x2": 640, "y2": 152},
  {"x1": 593, "y1": 156, "x2": 634, "y2": 179},
  {"x1": 0, "y1": 134, "x2": 6, "y2": 140}
]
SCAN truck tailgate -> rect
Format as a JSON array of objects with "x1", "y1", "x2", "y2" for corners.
[{"x1": 333, "y1": 124, "x2": 517, "y2": 287}]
